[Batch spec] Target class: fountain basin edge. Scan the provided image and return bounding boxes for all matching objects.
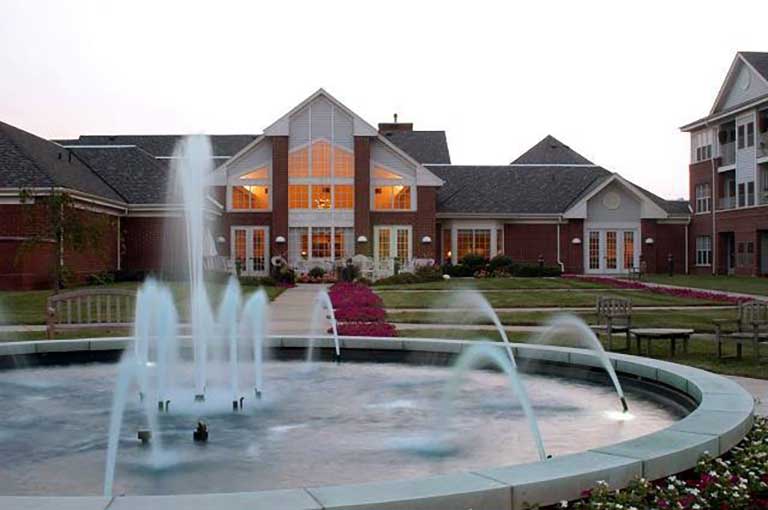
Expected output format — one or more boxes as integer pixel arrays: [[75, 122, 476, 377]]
[[0, 336, 755, 510]]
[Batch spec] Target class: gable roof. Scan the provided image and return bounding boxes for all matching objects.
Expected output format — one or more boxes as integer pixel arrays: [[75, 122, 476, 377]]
[[0, 121, 124, 202], [68, 146, 170, 204], [510, 135, 594, 165], [382, 131, 451, 164], [739, 52, 768, 84], [59, 134, 258, 158]]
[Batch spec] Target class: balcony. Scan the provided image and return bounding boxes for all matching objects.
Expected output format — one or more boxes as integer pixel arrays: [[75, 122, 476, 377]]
[[759, 131, 768, 160], [719, 142, 736, 167], [718, 196, 736, 210]]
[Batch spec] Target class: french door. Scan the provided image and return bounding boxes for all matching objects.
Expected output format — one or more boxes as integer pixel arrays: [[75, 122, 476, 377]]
[[586, 229, 638, 274], [373, 226, 412, 263], [231, 226, 269, 276]]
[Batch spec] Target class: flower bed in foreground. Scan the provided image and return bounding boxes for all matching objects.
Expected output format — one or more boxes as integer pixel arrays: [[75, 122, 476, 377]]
[[570, 416, 767, 509], [328, 282, 397, 337]]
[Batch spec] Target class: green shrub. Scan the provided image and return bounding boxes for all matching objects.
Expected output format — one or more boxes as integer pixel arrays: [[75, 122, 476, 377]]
[[413, 265, 443, 281], [240, 276, 277, 287], [460, 253, 487, 273], [443, 263, 474, 277], [512, 264, 562, 277], [374, 272, 420, 286], [488, 255, 514, 273], [374, 264, 444, 286], [308, 266, 326, 278]]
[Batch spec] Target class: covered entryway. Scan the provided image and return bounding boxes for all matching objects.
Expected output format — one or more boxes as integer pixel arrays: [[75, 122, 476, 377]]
[[585, 228, 639, 274], [231, 226, 269, 276]]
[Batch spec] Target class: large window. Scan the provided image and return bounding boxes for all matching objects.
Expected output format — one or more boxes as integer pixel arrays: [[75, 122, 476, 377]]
[[456, 229, 491, 259], [288, 185, 309, 209], [623, 231, 635, 270], [311, 185, 332, 209], [589, 231, 600, 270], [443, 228, 452, 262], [289, 184, 353, 209], [334, 184, 354, 209], [288, 140, 354, 179], [287, 226, 353, 263], [229, 165, 270, 211], [691, 130, 712, 163], [373, 185, 411, 210], [695, 183, 711, 213], [696, 236, 712, 266]]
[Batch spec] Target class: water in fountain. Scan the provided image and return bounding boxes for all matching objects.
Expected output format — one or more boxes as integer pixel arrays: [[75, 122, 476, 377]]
[[532, 314, 629, 413], [242, 288, 268, 397], [305, 289, 340, 364], [217, 277, 242, 402]]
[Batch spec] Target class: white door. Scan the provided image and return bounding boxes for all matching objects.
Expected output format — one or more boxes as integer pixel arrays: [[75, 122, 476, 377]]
[[374, 226, 412, 265], [231, 226, 269, 276], [585, 229, 638, 274]]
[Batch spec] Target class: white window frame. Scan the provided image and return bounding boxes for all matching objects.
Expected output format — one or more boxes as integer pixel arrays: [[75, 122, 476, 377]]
[[373, 225, 413, 262], [230, 226, 270, 276], [691, 129, 713, 163], [227, 164, 272, 212], [695, 183, 711, 213], [370, 161, 416, 212], [696, 236, 712, 267]]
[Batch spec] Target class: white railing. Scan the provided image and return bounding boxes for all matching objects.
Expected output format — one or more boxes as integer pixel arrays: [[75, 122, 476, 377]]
[[719, 142, 736, 166]]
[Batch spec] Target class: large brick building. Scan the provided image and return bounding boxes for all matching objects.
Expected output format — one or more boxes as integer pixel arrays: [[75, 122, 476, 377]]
[[682, 51, 768, 277], [0, 89, 692, 289]]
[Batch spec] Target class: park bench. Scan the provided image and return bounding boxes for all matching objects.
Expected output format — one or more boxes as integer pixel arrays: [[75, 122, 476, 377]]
[[713, 300, 768, 361], [592, 296, 632, 351], [46, 288, 137, 339]]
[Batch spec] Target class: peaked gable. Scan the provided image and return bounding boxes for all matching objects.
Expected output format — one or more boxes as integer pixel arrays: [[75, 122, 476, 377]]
[[711, 53, 768, 114]]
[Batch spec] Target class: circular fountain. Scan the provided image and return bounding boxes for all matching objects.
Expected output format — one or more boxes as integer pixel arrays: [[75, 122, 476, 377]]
[[0, 136, 754, 510]]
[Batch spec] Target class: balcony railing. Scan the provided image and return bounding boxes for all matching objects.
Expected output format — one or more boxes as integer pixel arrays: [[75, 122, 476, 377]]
[[758, 131, 768, 159], [718, 196, 736, 210], [719, 142, 736, 166]]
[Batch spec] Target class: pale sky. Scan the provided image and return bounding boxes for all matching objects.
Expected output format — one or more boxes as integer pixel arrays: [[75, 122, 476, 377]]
[[1, 0, 766, 200]]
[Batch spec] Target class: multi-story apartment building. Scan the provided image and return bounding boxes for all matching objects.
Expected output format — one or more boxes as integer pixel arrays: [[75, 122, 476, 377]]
[[682, 51, 768, 276]]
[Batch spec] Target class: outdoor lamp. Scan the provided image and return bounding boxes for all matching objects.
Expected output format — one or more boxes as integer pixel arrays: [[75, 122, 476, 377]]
[[357, 235, 368, 243], [421, 236, 432, 244], [216, 236, 226, 244], [275, 235, 286, 243], [571, 237, 582, 245], [645, 238, 655, 245]]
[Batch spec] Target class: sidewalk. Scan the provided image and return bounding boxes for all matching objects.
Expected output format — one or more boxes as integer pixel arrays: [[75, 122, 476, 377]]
[[268, 284, 330, 336]]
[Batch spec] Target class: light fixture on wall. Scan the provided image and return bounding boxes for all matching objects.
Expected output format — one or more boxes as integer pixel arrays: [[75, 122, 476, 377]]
[[357, 235, 368, 243], [421, 236, 432, 244], [216, 236, 226, 244], [645, 238, 655, 245], [275, 236, 286, 243], [571, 237, 582, 245]]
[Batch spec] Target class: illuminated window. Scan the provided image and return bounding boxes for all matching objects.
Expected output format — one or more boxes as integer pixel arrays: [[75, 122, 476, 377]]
[[312, 185, 332, 209], [334, 147, 354, 177], [288, 147, 309, 177], [252, 229, 266, 272], [334, 184, 354, 209], [396, 229, 409, 261], [288, 227, 309, 263], [623, 231, 635, 269], [373, 186, 411, 210], [312, 227, 331, 258], [443, 228, 452, 262], [377, 228, 390, 260], [232, 185, 269, 210], [239, 167, 268, 180], [234, 229, 246, 267], [606, 231, 617, 269], [589, 231, 600, 270], [288, 184, 309, 209], [334, 228, 353, 260], [373, 167, 403, 180], [456, 229, 490, 259], [311, 140, 331, 177]]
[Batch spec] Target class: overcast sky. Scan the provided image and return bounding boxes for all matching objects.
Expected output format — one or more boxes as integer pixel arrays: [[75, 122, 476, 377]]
[[1, 0, 766, 199]]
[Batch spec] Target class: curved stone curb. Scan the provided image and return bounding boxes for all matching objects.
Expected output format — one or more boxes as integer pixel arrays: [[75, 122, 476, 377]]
[[0, 336, 755, 510]]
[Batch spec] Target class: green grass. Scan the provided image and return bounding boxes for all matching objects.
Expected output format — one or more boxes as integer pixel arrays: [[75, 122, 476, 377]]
[[396, 327, 768, 379], [387, 308, 739, 333], [375, 277, 609, 291], [0, 327, 130, 342], [0, 281, 285, 325], [642, 274, 768, 296], [379, 289, 722, 309]]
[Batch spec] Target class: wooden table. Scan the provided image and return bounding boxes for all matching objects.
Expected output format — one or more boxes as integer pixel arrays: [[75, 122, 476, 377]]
[[630, 328, 695, 357]]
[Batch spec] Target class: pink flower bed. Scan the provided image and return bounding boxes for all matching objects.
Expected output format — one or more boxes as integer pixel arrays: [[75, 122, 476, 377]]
[[328, 282, 396, 337], [565, 275, 751, 304]]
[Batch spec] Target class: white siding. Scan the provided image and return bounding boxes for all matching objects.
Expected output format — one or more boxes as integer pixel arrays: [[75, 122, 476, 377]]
[[736, 113, 756, 186], [371, 140, 417, 179], [310, 96, 333, 141], [289, 107, 310, 150], [227, 138, 272, 175], [586, 183, 641, 223], [719, 63, 768, 112], [334, 108, 354, 150]]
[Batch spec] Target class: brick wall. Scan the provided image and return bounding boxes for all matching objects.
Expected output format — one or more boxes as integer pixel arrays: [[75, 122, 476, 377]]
[[504, 223, 559, 266], [354, 136, 372, 255], [688, 160, 715, 275], [716, 207, 768, 276], [271, 136, 289, 258], [559, 220, 584, 273]]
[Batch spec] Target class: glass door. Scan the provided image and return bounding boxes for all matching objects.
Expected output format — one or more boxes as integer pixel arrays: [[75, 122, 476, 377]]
[[586, 229, 638, 273], [374, 226, 412, 264], [231, 226, 269, 275]]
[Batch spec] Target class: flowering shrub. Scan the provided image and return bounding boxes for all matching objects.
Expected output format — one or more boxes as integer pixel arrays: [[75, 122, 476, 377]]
[[335, 321, 397, 337], [296, 272, 337, 284], [328, 282, 395, 337], [333, 305, 386, 322], [565, 275, 751, 304], [569, 416, 768, 510]]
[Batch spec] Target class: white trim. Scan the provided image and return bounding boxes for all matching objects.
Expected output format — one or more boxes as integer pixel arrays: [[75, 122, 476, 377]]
[[230, 225, 270, 276], [373, 225, 413, 263], [682, 94, 768, 131], [710, 53, 768, 116], [562, 173, 669, 220], [59, 145, 137, 149], [508, 164, 600, 168]]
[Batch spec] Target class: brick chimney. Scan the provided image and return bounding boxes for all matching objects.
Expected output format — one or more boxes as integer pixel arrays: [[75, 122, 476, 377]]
[[378, 113, 413, 134]]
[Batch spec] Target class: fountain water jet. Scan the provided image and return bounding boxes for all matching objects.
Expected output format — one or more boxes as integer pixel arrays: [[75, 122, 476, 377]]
[[217, 277, 243, 402], [242, 288, 268, 398], [306, 289, 340, 364]]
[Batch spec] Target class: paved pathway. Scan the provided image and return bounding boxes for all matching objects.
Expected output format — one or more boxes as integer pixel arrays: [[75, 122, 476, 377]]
[[728, 376, 767, 416], [268, 284, 330, 336], [0, 325, 46, 333], [375, 288, 645, 293]]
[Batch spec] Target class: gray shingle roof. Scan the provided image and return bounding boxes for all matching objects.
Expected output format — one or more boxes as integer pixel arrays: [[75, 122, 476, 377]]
[[0, 121, 123, 202], [741, 52, 768, 82], [69, 147, 170, 204], [383, 131, 451, 164], [59, 134, 258, 158], [511, 135, 594, 165]]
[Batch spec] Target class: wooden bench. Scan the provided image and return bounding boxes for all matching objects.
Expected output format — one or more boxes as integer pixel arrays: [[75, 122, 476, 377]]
[[593, 296, 632, 351], [46, 288, 137, 339], [714, 301, 768, 361], [630, 328, 694, 357]]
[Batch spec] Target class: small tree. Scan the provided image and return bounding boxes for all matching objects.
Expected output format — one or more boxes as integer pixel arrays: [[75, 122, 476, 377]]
[[16, 189, 111, 290]]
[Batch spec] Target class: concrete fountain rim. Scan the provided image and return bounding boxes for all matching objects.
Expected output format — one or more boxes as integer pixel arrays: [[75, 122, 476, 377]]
[[0, 335, 755, 510]]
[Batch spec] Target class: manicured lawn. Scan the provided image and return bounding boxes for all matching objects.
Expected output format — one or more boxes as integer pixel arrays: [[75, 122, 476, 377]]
[[375, 277, 609, 291], [379, 289, 722, 309], [0, 281, 284, 325], [388, 308, 739, 333], [397, 327, 768, 379], [642, 274, 768, 296], [0, 327, 131, 342]]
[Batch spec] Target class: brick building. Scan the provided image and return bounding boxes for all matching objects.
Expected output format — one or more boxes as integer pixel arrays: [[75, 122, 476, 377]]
[[681, 51, 768, 277], [0, 89, 691, 289]]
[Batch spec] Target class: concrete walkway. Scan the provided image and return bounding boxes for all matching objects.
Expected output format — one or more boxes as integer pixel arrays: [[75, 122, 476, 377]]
[[268, 284, 330, 336], [608, 277, 767, 302]]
